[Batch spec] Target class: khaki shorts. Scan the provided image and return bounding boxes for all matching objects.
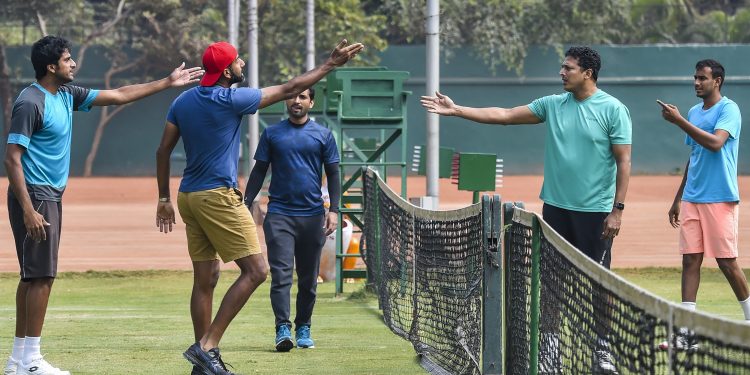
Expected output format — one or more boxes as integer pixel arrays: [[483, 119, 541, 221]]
[[177, 187, 261, 263], [679, 201, 739, 259]]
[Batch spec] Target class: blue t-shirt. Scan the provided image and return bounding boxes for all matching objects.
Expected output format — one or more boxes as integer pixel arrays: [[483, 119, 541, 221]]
[[682, 96, 741, 203], [7, 83, 98, 201], [254, 119, 339, 216], [167, 86, 262, 192]]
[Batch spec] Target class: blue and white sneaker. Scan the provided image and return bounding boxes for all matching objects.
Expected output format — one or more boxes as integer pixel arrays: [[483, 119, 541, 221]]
[[295, 325, 315, 348], [275, 325, 293, 352], [183, 343, 234, 375]]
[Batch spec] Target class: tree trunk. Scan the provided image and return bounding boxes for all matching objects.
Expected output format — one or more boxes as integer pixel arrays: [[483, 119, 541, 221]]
[[0, 44, 13, 139], [83, 104, 128, 176]]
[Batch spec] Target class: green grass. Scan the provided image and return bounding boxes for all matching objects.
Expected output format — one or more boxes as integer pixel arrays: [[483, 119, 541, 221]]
[[616, 267, 750, 321], [0, 271, 424, 375], [0, 267, 745, 374]]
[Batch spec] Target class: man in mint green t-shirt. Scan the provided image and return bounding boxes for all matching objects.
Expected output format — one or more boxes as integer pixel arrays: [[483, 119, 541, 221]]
[[421, 46, 631, 375]]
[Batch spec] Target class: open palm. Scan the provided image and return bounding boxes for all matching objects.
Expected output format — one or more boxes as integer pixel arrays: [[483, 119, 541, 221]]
[[420, 91, 457, 115], [168, 62, 205, 87]]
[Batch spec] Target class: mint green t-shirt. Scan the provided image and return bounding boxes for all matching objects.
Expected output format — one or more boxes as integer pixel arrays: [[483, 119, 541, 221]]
[[528, 90, 632, 212]]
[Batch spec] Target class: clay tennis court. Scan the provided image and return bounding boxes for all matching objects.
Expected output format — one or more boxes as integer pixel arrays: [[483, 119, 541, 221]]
[[0, 175, 747, 273]]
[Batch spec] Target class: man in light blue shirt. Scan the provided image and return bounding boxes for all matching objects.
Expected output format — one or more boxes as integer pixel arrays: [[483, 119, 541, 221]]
[[658, 59, 749, 350], [422, 46, 630, 375], [4, 35, 203, 375]]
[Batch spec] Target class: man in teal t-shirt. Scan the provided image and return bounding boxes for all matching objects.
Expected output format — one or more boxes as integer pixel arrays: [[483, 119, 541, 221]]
[[421, 46, 630, 375], [658, 59, 749, 351]]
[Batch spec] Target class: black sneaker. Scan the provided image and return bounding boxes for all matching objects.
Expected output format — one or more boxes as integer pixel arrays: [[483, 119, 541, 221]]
[[183, 343, 235, 375], [191, 365, 203, 375]]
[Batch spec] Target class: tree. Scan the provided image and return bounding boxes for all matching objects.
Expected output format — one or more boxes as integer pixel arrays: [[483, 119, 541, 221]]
[[366, 0, 750, 73], [253, 0, 387, 86]]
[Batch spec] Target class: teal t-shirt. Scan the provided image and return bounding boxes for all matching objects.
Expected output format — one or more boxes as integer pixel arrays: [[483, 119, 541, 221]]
[[682, 96, 741, 203], [528, 90, 632, 212]]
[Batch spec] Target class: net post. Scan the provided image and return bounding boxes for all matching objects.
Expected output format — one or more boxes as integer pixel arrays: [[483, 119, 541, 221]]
[[528, 215, 542, 375], [482, 194, 502, 374]]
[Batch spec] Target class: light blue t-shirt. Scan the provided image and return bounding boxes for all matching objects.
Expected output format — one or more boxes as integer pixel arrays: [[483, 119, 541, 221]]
[[682, 96, 741, 203], [7, 83, 98, 200], [528, 90, 632, 212], [167, 86, 262, 193]]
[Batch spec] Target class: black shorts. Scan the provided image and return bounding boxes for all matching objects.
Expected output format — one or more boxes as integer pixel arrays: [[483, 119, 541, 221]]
[[542, 203, 613, 269], [8, 193, 62, 280]]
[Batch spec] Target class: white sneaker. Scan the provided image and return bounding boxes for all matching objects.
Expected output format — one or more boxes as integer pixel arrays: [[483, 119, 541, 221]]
[[539, 333, 563, 374], [16, 357, 70, 375], [3, 357, 18, 375], [592, 348, 619, 375], [657, 328, 699, 352]]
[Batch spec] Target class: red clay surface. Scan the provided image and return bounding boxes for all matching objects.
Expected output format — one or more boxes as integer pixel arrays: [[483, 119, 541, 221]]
[[0, 176, 748, 273]]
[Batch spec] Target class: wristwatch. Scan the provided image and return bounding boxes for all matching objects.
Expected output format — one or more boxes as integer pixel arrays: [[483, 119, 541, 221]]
[[158, 197, 170, 203], [613, 202, 625, 211]]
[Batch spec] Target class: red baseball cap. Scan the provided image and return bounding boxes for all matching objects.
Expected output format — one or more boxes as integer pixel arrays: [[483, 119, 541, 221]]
[[200, 42, 238, 86]]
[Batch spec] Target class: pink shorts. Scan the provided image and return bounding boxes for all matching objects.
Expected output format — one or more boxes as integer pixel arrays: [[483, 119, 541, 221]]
[[679, 201, 739, 259]]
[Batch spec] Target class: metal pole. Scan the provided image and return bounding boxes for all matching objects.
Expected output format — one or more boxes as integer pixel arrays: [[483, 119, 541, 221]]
[[425, 0, 440, 206], [305, 0, 315, 71], [228, 0, 238, 47], [247, 0, 259, 176]]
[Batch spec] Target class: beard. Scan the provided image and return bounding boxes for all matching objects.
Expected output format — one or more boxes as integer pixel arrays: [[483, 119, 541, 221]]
[[229, 70, 245, 85]]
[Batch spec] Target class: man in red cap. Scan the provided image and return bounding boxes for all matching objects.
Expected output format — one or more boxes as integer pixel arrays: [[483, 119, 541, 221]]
[[155, 39, 363, 375]]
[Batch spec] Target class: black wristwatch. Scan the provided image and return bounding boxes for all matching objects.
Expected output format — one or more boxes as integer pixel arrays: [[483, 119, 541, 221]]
[[613, 202, 625, 211]]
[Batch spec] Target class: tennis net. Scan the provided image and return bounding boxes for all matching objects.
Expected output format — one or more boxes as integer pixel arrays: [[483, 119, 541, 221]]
[[506, 207, 750, 375], [362, 168, 485, 375]]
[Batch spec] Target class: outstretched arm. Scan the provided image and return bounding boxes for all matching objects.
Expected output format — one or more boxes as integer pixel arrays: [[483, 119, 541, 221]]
[[259, 39, 364, 108], [93, 63, 204, 106], [420, 91, 542, 125], [155, 121, 180, 233]]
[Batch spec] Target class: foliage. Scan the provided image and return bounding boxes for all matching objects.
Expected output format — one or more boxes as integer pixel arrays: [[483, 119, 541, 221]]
[[254, 0, 387, 86], [366, 0, 750, 73]]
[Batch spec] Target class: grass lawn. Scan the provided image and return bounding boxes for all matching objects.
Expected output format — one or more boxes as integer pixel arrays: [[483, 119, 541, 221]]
[[0, 271, 425, 375], [616, 267, 750, 321], [0, 267, 746, 374]]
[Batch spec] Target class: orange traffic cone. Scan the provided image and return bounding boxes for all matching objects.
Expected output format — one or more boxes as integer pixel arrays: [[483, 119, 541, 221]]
[[343, 236, 360, 270]]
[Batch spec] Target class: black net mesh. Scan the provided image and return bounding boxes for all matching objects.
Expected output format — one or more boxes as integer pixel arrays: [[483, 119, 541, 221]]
[[363, 169, 484, 375], [506, 209, 750, 375]]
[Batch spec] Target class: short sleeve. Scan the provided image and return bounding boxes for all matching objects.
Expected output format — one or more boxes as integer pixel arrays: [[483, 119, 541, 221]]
[[7, 99, 41, 148], [527, 95, 553, 122], [63, 85, 98, 112], [715, 101, 741, 139], [254, 129, 271, 162], [323, 130, 340, 164], [608, 104, 632, 145], [166, 100, 179, 126], [232, 87, 262, 115]]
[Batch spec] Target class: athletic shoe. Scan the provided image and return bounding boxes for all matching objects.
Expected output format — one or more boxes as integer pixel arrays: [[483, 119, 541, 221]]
[[190, 365, 202, 375], [3, 357, 18, 375], [16, 357, 70, 375], [183, 343, 234, 375], [658, 329, 699, 352], [538, 332, 562, 374], [275, 325, 293, 352], [295, 325, 315, 349], [592, 348, 619, 375]]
